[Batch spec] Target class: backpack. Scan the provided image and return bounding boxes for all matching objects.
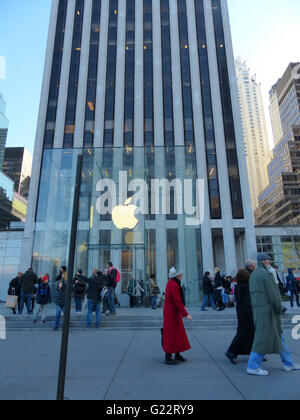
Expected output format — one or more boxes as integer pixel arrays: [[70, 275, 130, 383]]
[[101, 287, 109, 301], [110, 268, 121, 283]]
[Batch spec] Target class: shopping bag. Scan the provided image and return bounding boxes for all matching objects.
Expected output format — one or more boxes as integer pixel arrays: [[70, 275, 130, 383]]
[[5, 295, 18, 309]]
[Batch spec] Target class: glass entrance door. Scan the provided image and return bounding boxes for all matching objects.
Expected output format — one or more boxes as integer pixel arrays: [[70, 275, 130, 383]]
[[87, 243, 146, 306]]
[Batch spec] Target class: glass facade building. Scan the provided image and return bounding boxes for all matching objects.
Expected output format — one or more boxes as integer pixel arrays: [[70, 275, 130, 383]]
[[22, 0, 257, 305], [256, 63, 300, 226]]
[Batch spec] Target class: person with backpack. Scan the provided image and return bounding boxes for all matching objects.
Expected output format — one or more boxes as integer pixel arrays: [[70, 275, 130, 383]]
[[286, 268, 300, 309], [79, 269, 105, 328], [73, 270, 87, 314], [34, 275, 51, 324], [105, 262, 120, 316]]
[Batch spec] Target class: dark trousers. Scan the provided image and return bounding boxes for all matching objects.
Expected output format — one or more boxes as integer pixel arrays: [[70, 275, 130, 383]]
[[290, 287, 300, 308], [11, 296, 21, 314], [87, 299, 101, 328], [19, 291, 33, 315], [75, 297, 83, 312]]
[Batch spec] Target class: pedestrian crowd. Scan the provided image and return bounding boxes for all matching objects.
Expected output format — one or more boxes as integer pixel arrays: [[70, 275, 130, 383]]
[[126, 274, 164, 309], [6, 254, 300, 376], [6, 262, 122, 329], [162, 254, 300, 377]]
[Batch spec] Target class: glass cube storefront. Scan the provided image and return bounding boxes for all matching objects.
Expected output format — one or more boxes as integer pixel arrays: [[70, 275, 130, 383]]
[[32, 147, 203, 306]]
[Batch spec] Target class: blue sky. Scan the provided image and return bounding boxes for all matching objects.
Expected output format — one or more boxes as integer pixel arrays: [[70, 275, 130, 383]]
[[0, 0, 299, 154]]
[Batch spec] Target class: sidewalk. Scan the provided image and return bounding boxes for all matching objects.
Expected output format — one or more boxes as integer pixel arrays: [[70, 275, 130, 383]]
[[0, 327, 299, 400]]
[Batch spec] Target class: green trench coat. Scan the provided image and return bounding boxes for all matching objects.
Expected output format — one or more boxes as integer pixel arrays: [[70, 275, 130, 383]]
[[249, 262, 283, 355]]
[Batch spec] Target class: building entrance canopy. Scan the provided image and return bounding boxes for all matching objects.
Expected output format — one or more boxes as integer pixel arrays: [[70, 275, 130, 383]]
[[33, 147, 203, 305]]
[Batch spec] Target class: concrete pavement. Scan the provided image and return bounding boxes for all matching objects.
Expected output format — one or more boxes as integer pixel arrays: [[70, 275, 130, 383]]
[[0, 327, 299, 400]]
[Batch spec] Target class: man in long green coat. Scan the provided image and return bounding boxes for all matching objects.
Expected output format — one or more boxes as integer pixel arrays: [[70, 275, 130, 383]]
[[247, 253, 300, 376]]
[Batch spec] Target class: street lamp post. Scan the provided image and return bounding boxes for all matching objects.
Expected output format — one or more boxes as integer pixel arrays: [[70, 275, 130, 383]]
[[56, 154, 83, 401]]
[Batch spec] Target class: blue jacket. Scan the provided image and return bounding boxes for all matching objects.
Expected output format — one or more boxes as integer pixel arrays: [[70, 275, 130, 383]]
[[286, 269, 297, 291], [36, 283, 51, 305]]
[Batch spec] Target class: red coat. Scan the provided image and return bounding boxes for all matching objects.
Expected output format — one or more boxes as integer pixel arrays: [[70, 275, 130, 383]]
[[163, 278, 191, 354]]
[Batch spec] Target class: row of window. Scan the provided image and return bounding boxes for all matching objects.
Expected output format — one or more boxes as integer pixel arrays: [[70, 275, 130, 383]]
[[211, 0, 244, 219], [43, 0, 68, 148], [63, 0, 85, 148], [83, 0, 102, 148], [43, 0, 243, 220]]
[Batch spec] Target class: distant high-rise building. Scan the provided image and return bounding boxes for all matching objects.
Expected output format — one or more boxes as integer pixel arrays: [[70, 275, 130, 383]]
[[269, 85, 284, 146], [255, 63, 300, 226], [2, 147, 33, 199], [0, 93, 9, 170], [235, 57, 271, 211]]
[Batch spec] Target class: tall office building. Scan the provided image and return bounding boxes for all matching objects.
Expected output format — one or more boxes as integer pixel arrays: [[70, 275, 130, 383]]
[[269, 85, 284, 146], [256, 63, 300, 225], [22, 0, 256, 304], [235, 57, 271, 211], [0, 93, 9, 170]]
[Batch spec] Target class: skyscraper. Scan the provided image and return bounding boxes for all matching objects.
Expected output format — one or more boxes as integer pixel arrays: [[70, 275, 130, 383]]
[[22, 0, 256, 303], [0, 92, 9, 170], [235, 57, 271, 211], [255, 63, 300, 226], [269, 85, 284, 147]]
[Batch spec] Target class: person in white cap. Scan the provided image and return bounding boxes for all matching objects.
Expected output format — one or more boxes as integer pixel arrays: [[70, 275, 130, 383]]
[[162, 267, 192, 365]]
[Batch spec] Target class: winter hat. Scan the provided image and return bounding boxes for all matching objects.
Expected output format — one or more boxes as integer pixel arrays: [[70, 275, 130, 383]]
[[42, 275, 49, 283], [257, 253, 272, 262], [169, 267, 183, 279]]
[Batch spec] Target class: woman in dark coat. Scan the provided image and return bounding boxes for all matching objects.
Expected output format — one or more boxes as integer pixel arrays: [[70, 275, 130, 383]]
[[225, 269, 255, 364], [163, 267, 192, 365], [8, 273, 23, 314]]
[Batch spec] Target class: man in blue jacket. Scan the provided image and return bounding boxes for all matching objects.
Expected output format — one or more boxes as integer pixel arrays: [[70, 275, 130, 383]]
[[286, 268, 300, 309]]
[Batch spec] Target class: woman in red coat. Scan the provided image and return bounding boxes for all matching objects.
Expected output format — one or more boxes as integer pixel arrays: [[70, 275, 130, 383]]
[[163, 267, 192, 365]]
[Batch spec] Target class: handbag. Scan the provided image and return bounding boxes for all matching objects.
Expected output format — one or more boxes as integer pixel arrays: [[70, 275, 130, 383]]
[[6, 295, 18, 309], [152, 286, 161, 295]]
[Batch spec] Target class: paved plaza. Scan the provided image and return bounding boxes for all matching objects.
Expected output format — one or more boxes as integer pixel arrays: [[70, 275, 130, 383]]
[[0, 318, 300, 400]]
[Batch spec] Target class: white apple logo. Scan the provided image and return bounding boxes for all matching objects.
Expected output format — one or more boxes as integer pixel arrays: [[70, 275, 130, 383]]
[[112, 198, 139, 230]]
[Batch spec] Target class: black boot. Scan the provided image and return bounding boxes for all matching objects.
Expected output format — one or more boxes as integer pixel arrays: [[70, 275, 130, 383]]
[[225, 351, 237, 365], [174, 353, 187, 363], [164, 354, 178, 365]]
